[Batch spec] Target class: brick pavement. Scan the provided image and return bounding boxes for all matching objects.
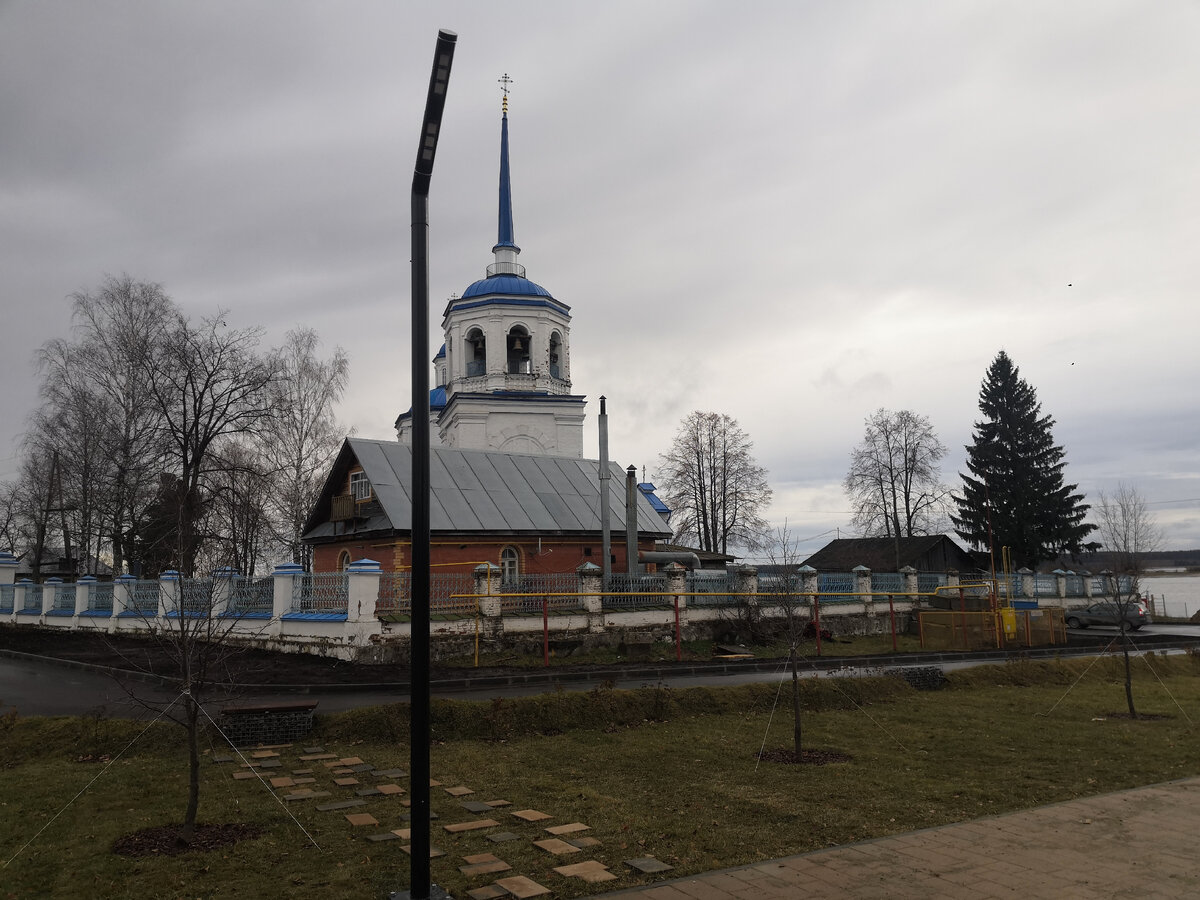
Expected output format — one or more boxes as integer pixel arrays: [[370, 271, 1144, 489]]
[[592, 777, 1200, 899]]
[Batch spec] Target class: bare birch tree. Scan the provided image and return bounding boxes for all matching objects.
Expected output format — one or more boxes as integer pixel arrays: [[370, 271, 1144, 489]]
[[260, 328, 349, 568], [657, 411, 772, 554], [844, 409, 949, 548], [1095, 483, 1162, 718]]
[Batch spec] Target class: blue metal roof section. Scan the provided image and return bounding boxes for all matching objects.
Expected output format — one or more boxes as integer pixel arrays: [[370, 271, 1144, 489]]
[[493, 109, 519, 253], [434, 343, 446, 360], [430, 386, 447, 410], [460, 274, 554, 300], [639, 483, 671, 517]]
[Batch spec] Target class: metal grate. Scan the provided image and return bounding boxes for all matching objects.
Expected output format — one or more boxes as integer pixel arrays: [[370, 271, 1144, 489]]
[[293, 573, 348, 613], [502, 572, 582, 614], [0, 584, 13, 613], [818, 573, 854, 594], [871, 573, 903, 593], [53, 583, 75, 610], [1034, 574, 1058, 598], [918, 573, 947, 594], [129, 580, 160, 615], [21, 584, 43, 612], [603, 574, 670, 609], [229, 576, 273, 614], [685, 572, 734, 607], [1065, 574, 1085, 597], [378, 572, 477, 615], [88, 583, 114, 612]]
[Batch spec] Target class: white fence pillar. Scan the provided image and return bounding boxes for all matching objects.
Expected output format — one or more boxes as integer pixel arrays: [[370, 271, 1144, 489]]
[[211, 567, 236, 618], [272, 563, 303, 637], [475, 563, 504, 636], [853, 565, 873, 614], [42, 577, 59, 615], [159, 570, 180, 620], [900, 565, 918, 599], [577, 562, 604, 633], [75, 576, 94, 616]]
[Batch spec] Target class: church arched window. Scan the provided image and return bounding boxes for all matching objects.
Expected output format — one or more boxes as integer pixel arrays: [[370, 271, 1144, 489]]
[[465, 328, 486, 377], [500, 546, 520, 584], [549, 331, 563, 380], [507, 327, 531, 375]]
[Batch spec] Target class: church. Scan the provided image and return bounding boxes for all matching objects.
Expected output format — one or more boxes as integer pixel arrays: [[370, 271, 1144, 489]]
[[303, 87, 671, 578], [394, 89, 586, 456]]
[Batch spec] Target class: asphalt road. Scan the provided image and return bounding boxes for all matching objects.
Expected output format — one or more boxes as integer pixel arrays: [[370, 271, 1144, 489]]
[[4, 622, 1198, 720]]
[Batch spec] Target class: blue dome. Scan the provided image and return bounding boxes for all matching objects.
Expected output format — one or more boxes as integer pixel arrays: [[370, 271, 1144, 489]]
[[430, 386, 447, 410], [461, 274, 553, 299]]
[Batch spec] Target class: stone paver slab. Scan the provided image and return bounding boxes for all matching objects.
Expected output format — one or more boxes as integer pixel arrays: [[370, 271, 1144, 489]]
[[511, 809, 552, 822], [376, 783, 405, 795], [626, 857, 674, 874], [553, 859, 617, 883], [269, 776, 295, 788], [460, 800, 494, 813], [484, 799, 511, 808], [391, 828, 412, 840], [292, 777, 316, 785], [459, 859, 512, 877], [258, 760, 283, 769], [429, 778, 442, 786], [292, 768, 313, 775], [465, 887, 508, 900], [283, 790, 331, 802], [250, 750, 280, 758], [334, 777, 360, 786], [302, 746, 324, 753], [444, 819, 500, 833], [445, 785, 475, 797], [316, 799, 367, 812], [373, 768, 407, 778], [356, 787, 382, 797], [545, 822, 589, 836], [533, 838, 582, 856], [345, 812, 379, 827], [568, 836, 602, 849], [232, 771, 258, 780], [366, 832, 399, 842], [300, 753, 338, 761], [211, 754, 234, 763], [338, 756, 365, 766], [493, 875, 551, 898]]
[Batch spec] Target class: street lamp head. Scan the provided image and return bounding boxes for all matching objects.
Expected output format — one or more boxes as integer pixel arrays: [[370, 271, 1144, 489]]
[[412, 29, 458, 195]]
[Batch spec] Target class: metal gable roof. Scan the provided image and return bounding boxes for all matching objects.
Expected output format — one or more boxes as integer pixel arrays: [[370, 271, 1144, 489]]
[[304, 438, 672, 540]]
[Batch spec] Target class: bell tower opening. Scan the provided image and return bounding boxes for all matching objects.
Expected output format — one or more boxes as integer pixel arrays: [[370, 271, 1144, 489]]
[[507, 326, 531, 374]]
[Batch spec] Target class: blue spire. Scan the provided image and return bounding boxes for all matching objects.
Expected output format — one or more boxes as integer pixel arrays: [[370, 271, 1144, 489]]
[[493, 99, 520, 253]]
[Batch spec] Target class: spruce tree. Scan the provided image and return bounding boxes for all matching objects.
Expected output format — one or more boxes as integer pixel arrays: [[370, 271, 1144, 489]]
[[952, 351, 1097, 569]]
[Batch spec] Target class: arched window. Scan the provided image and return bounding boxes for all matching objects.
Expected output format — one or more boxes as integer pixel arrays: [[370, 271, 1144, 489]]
[[549, 331, 563, 380], [506, 327, 531, 374], [337, 550, 351, 572], [500, 546, 520, 584], [465, 328, 486, 377]]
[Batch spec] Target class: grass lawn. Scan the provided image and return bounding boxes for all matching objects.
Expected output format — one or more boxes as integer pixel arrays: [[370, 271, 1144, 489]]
[[1, 653, 1197, 898]]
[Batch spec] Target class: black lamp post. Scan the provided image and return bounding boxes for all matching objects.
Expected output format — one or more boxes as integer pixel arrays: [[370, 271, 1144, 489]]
[[406, 27, 455, 900]]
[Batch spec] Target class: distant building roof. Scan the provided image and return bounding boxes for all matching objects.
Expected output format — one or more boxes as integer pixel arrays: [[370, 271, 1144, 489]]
[[801, 535, 979, 573], [303, 438, 674, 543]]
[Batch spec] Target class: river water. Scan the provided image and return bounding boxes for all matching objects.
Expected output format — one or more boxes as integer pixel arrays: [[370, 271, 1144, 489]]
[[1140, 574, 1200, 619]]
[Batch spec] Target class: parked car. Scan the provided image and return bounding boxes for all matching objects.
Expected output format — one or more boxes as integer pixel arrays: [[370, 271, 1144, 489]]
[[1065, 601, 1148, 631]]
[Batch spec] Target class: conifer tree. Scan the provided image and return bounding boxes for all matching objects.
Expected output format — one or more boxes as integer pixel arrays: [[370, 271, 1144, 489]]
[[952, 351, 1097, 569]]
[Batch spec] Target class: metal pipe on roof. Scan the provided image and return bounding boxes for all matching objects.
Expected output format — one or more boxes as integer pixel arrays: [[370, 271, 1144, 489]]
[[599, 396, 611, 582], [640, 550, 703, 570], [625, 464, 638, 577]]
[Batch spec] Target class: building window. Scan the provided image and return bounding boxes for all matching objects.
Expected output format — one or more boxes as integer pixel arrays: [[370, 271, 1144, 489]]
[[500, 546, 520, 583], [350, 471, 372, 501], [337, 550, 351, 572], [466, 328, 486, 377], [506, 327, 531, 374]]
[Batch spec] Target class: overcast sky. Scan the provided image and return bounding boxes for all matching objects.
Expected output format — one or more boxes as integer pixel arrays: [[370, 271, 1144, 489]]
[[3, 1, 1199, 555]]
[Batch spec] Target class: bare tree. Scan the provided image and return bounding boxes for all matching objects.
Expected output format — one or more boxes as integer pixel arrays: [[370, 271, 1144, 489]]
[[1095, 483, 1162, 718], [261, 328, 349, 568], [142, 313, 281, 576], [761, 524, 807, 759], [844, 409, 949, 552], [37, 276, 174, 573], [657, 411, 772, 554]]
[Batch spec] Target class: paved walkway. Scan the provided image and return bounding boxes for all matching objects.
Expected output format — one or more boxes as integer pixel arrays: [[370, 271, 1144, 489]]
[[592, 777, 1200, 899]]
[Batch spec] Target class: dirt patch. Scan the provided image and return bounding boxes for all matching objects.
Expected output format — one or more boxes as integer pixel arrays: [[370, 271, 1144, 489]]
[[112, 822, 264, 857], [756, 747, 853, 765]]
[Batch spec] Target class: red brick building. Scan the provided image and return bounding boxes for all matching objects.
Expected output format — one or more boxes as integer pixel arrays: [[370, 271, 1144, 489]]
[[302, 438, 672, 577]]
